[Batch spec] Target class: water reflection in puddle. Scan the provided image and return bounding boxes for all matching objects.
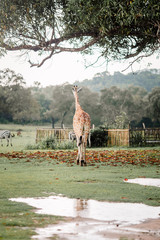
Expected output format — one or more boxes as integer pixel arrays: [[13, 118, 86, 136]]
[[10, 178, 160, 240], [10, 196, 160, 225], [32, 219, 133, 240], [10, 196, 160, 240], [31, 219, 120, 240]]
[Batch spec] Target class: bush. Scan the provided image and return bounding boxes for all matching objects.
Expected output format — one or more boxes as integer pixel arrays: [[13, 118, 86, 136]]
[[41, 137, 57, 149], [26, 136, 74, 150], [56, 140, 74, 150], [91, 127, 108, 147], [130, 132, 143, 147]]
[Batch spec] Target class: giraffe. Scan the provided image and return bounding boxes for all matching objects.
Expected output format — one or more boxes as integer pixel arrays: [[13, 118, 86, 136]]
[[72, 85, 91, 166]]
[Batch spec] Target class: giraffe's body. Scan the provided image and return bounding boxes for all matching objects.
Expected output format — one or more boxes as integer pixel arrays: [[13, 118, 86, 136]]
[[72, 86, 91, 166]]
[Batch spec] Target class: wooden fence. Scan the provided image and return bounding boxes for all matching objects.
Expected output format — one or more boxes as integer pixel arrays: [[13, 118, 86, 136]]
[[129, 128, 160, 146], [107, 128, 160, 146], [36, 128, 160, 147], [36, 128, 73, 143], [107, 129, 129, 147]]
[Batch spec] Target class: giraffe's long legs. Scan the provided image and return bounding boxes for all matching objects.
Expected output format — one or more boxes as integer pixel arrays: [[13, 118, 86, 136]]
[[80, 144, 83, 166], [76, 135, 88, 166], [77, 145, 81, 165], [83, 143, 87, 166], [80, 139, 87, 166], [76, 136, 79, 164], [81, 142, 87, 166]]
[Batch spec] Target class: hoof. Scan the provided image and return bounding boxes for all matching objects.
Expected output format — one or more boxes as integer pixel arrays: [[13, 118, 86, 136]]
[[81, 160, 87, 166], [80, 160, 84, 166]]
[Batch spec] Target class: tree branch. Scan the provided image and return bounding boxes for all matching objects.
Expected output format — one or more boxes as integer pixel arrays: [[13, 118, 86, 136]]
[[56, 37, 99, 53], [28, 37, 99, 67], [29, 48, 55, 67], [122, 48, 159, 73]]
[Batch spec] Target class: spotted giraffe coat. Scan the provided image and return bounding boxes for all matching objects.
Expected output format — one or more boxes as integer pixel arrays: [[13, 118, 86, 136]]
[[73, 92, 91, 145]]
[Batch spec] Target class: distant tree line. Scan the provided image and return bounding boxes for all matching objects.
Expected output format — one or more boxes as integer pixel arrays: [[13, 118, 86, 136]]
[[0, 69, 40, 124], [0, 68, 160, 128], [74, 69, 160, 92]]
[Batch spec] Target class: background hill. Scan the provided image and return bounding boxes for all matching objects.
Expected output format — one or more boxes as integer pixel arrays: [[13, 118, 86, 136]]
[[74, 69, 160, 92], [0, 68, 160, 128]]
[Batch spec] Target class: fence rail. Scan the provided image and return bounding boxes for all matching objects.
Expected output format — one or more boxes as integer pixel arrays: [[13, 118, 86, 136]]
[[129, 128, 160, 146], [36, 128, 73, 143], [107, 129, 129, 147], [36, 128, 160, 147]]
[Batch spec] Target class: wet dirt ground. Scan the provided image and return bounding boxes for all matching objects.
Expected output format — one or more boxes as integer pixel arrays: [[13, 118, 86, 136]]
[[31, 218, 160, 240], [10, 178, 160, 240]]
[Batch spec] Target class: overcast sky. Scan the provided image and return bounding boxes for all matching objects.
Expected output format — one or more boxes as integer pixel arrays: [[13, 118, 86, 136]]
[[0, 51, 159, 87]]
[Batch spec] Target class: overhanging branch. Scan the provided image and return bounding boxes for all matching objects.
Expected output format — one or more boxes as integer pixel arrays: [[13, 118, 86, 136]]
[[122, 46, 160, 73], [28, 37, 100, 67]]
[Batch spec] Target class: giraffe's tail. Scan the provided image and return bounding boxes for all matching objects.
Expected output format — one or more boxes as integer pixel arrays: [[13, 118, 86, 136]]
[[78, 136, 82, 146]]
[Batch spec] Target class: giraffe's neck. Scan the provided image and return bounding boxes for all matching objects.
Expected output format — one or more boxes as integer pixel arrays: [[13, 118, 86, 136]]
[[75, 93, 82, 111]]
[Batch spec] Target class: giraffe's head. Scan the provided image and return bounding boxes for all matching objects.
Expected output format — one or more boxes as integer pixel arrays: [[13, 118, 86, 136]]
[[72, 85, 82, 96]]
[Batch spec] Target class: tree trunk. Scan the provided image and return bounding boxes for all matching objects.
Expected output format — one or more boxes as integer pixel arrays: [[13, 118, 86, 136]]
[[61, 111, 67, 128], [51, 117, 55, 129]]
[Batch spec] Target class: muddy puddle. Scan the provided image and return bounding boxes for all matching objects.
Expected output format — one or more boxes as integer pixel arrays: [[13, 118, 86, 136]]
[[10, 196, 160, 225], [10, 178, 160, 240]]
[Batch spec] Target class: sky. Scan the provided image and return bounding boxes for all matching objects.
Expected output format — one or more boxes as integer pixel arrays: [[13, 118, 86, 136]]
[[0, 50, 159, 87]]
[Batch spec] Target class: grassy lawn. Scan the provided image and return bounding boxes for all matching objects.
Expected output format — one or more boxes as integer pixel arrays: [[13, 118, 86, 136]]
[[0, 124, 160, 239], [0, 123, 51, 152]]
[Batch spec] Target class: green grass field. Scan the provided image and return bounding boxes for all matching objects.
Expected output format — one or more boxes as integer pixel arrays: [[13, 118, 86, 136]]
[[0, 123, 50, 152], [0, 123, 160, 239]]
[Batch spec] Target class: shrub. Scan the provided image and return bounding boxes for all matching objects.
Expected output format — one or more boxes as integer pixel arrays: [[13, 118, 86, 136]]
[[26, 136, 74, 150], [55, 139, 74, 150], [91, 127, 108, 147], [41, 136, 57, 149]]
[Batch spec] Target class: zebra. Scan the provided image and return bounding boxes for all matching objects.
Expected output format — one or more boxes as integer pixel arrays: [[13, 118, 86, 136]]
[[68, 131, 91, 147], [0, 130, 13, 146], [68, 131, 76, 142]]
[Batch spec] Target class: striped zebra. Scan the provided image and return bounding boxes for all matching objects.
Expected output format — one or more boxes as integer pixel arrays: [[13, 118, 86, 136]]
[[0, 130, 13, 146], [68, 131, 91, 147]]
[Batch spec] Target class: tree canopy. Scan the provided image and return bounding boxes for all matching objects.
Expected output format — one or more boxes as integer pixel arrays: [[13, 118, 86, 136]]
[[0, 0, 160, 67], [0, 69, 40, 123]]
